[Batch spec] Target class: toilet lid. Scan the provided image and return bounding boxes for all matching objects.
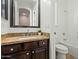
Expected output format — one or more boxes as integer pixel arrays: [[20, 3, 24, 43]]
[[56, 44, 68, 51]]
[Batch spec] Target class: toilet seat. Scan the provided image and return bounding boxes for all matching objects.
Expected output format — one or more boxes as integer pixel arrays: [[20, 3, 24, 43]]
[[56, 44, 68, 54]]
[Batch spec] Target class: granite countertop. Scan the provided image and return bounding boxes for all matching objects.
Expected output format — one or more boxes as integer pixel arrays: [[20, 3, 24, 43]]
[[1, 35, 50, 46]]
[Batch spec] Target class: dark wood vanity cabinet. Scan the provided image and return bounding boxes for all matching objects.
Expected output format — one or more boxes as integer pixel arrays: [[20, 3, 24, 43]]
[[1, 39, 49, 59], [32, 47, 48, 59]]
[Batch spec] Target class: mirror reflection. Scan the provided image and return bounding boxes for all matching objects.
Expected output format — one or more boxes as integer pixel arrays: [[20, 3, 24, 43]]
[[11, 0, 40, 27]]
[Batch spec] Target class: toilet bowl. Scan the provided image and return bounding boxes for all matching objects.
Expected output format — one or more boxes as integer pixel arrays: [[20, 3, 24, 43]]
[[56, 44, 68, 59]]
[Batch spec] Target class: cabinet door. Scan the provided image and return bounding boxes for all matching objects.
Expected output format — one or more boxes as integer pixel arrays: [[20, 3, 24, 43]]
[[2, 51, 31, 59], [18, 51, 31, 59], [32, 48, 49, 59]]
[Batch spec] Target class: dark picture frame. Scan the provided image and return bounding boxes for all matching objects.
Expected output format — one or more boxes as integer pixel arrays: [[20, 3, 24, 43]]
[[1, 0, 8, 20], [10, 0, 40, 28]]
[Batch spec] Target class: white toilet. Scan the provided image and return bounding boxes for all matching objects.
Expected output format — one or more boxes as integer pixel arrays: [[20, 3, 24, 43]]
[[56, 44, 68, 59]]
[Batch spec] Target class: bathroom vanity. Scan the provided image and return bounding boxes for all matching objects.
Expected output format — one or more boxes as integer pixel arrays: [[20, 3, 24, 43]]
[[1, 32, 49, 59]]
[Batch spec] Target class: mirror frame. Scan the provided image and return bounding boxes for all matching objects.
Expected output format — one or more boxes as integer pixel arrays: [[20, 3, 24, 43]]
[[10, 0, 40, 28], [1, 0, 8, 20]]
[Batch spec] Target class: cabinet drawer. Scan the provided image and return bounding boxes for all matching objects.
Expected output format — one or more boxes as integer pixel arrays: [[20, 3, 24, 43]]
[[1, 44, 22, 54], [24, 41, 38, 50], [39, 40, 48, 47], [1, 54, 17, 59]]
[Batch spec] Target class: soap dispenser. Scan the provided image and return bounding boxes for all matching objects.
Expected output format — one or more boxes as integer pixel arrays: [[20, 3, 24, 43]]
[[38, 30, 42, 35]]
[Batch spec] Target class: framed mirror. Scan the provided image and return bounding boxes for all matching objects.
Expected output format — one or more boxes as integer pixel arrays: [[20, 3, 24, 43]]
[[10, 0, 40, 28]]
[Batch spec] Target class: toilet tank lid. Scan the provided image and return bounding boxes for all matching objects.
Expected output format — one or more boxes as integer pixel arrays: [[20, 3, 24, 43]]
[[56, 44, 68, 51]]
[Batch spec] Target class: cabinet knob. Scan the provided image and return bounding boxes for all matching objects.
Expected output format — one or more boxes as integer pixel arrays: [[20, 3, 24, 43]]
[[43, 42, 45, 44], [10, 48, 14, 51], [26, 52, 29, 55], [32, 51, 35, 54]]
